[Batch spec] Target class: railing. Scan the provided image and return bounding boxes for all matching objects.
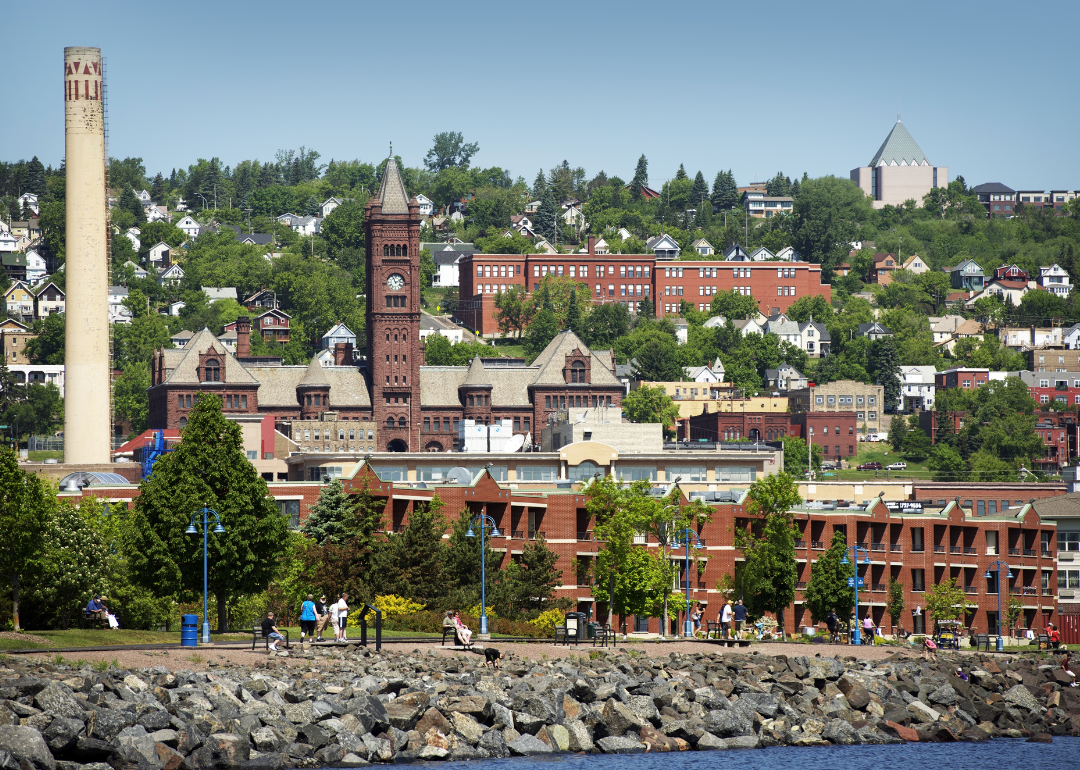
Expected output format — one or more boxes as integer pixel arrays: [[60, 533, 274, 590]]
[[872, 583, 886, 592], [794, 539, 806, 548], [964, 585, 978, 594], [577, 531, 592, 541], [796, 581, 807, 589], [511, 530, 524, 539], [950, 546, 962, 554], [871, 542, 885, 551], [857, 541, 870, 549], [890, 544, 902, 552], [1022, 586, 1038, 595], [912, 545, 925, 553], [811, 540, 825, 549], [934, 545, 946, 553], [679, 580, 707, 589], [964, 547, 976, 555], [392, 524, 406, 533], [1023, 548, 1036, 557], [529, 530, 545, 540], [913, 585, 925, 593], [1042, 550, 1053, 558], [1008, 548, 1021, 556], [1043, 588, 1053, 596]]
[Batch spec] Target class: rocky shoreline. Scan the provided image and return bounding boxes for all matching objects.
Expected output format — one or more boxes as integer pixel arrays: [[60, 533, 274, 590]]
[[0, 645, 1077, 770]]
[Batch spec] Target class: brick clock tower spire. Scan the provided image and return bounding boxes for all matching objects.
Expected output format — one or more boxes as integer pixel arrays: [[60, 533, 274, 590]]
[[365, 156, 422, 452]]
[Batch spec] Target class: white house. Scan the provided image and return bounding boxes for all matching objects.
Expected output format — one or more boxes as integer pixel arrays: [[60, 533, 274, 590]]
[[321, 322, 356, 350], [146, 241, 172, 266], [9, 364, 64, 395], [765, 364, 806, 392], [135, 190, 152, 203], [533, 239, 558, 255], [34, 281, 65, 317], [646, 233, 680, 260], [122, 260, 148, 280], [902, 254, 929, 274], [24, 250, 47, 284], [1039, 264, 1072, 297], [723, 244, 750, 261], [684, 358, 725, 382], [749, 247, 776, 261], [158, 264, 185, 287], [124, 231, 140, 251], [176, 216, 201, 240], [899, 365, 937, 411], [930, 315, 965, 345], [776, 246, 800, 262], [108, 285, 131, 324], [277, 213, 320, 236], [171, 329, 194, 348], [319, 197, 347, 218], [145, 205, 169, 223], [414, 193, 434, 217], [1064, 324, 1080, 350], [965, 278, 1034, 308], [203, 287, 238, 302], [428, 243, 476, 288], [17, 192, 38, 214], [167, 301, 186, 316], [0, 232, 19, 253], [999, 326, 1062, 349], [419, 315, 464, 344]]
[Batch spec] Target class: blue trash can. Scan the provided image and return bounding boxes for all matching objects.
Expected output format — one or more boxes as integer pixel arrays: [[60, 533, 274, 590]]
[[180, 614, 199, 647]]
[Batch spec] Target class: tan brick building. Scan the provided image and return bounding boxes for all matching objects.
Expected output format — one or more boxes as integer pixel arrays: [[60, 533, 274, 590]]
[[789, 380, 886, 436]]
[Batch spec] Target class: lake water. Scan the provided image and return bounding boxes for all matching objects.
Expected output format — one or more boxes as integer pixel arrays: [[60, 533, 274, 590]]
[[387, 738, 1079, 769]]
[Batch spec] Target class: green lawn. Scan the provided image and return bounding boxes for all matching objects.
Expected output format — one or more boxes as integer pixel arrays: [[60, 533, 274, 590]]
[[833, 440, 931, 481], [28, 450, 63, 462]]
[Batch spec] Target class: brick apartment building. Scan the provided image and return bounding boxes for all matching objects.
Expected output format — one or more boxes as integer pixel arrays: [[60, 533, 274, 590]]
[[919, 409, 1076, 472], [682, 408, 859, 460], [788, 380, 886, 436], [455, 238, 831, 336], [935, 367, 991, 390]]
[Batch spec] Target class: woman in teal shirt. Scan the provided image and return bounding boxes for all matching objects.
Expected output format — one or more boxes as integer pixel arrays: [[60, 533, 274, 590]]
[[299, 594, 317, 641]]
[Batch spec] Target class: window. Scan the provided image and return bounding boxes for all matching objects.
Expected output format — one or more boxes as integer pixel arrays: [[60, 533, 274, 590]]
[[1063, 570, 1080, 590], [716, 466, 754, 483], [568, 460, 601, 481], [204, 358, 220, 382], [246, 450, 257, 460], [666, 465, 706, 482], [912, 568, 925, 592], [372, 465, 406, 481], [911, 528, 924, 552], [423, 418, 430, 431], [524, 417, 530, 431], [827, 396, 836, 405], [570, 361, 586, 383], [856, 396, 865, 405], [618, 466, 657, 481], [519, 465, 558, 481], [868, 396, 876, 405], [868, 412, 877, 421], [277, 500, 301, 528], [815, 395, 824, 405], [1059, 532, 1080, 551]]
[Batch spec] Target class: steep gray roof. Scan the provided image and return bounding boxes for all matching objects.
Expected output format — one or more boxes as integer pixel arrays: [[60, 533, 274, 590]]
[[378, 157, 410, 214], [419, 366, 468, 405], [530, 330, 622, 387], [299, 356, 330, 387], [161, 328, 258, 386], [868, 119, 929, 167], [461, 356, 492, 387]]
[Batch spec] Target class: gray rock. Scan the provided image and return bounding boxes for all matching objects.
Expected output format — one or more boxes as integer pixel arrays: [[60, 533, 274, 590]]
[[734, 693, 779, 719], [337, 753, 370, 767], [1002, 685, 1042, 712], [491, 704, 514, 730], [564, 719, 593, 752], [0, 750, 18, 770], [705, 709, 752, 738], [599, 699, 644, 736], [929, 684, 958, 706], [822, 719, 858, 745], [907, 701, 941, 724], [806, 658, 845, 682], [315, 744, 346, 766], [512, 711, 544, 736], [34, 683, 86, 722], [416, 744, 448, 760], [448, 713, 484, 746], [478, 729, 508, 758], [0, 726, 56, 770], [88, 710, 136, 742], [596, 735, 646, 754], [107, 744, 153, 770], [695, 731, 726, 751], [249, 727, 282, 754], [360, 734, 391, 762], [43, 717, 84, 752], [507, 733, 553, 755]]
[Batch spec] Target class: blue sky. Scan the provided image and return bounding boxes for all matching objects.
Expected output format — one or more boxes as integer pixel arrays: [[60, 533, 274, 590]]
[[4, 1, 1077, 190]]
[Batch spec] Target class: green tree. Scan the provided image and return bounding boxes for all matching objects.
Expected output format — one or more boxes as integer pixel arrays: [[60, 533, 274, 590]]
[[790, 176, 873, 273], [113, 364, 150, 436], [564, 289, 584, 336], [523, 289, 559, 359], [710, 289, 760, 319], [630, 154, 649, 198], [631, 336, 682, 382], [734, 473, 801, 638], [889, 414, 909, 453], [34, 498, 111, 629], [3, 383, 64, 437], [887, 577, 906, 633], [25, 156, 47, 196], [1005, 595, 1023, 634], [493, 285, 534, 339], [711, 170, 738, 211], [424, 131, 479, 172], [928, 443, 965, 482], [423, 332, 454, 365], [902, 429, 932, 461], [802, 530, 853, 624], [321, 200, 365, 262], [780, 435, 822, 476], [440, 508, 500, 609], [25, 312, 66, 364], [0, 447, 53, 630], [923, 577, 971, 624], [302, 479, 355, 546], [870, 336, 902, 408], [375, 496, 447, 603], [588, 477, 649, 625], [119, 187, 145, 223], [513, 535, 563, 612], [125, 394, 290, 631], [535, 185, 559, 242], [298, 481, 385, 603], [586, 303, 630, 348], [621, 384, 681, 436]]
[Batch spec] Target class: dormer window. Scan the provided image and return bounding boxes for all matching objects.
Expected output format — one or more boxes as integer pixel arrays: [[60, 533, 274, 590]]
[[570, 361, 586, 383], [203, 358, 220, 382]]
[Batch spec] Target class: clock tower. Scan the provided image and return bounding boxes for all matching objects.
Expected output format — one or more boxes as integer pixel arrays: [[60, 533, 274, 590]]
[[365, 155, 422, 452]]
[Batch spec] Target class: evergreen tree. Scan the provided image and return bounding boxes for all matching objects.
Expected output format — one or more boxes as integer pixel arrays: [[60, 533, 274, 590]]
[[125, 394, 290, 631], [299, 480, 385, 602], [535, 186, 559, 242], [376, 496, 447, 604], [870, 336, 902, 410], [514, 534, 562, 612], [691, 171, 708, 208], [524, 304, 559, 359], [630, 154, 649, 198], [711, 170, 739, 210], [632, 337, 682, 381], [441, 507, 500, 607], [532, 169, 546, 200], [802, 530, 854, 625], [565, 288, 584, 336], [34, 499, 110, 629], [305, 196, 320, 217], [150, 173, 166, 202], [639, 293, 655, 320], [257, 162, 276, 189], [674, 164, 688, 181], [302, 479, 354, 545], [119, 187, 145, 223], [25, 156, 46, 197]]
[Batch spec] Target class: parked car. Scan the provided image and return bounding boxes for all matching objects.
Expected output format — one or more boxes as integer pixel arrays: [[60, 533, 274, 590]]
[[856, 462, 882, 471], [886, 461, 907, 470], [821, 462, 837, 471]]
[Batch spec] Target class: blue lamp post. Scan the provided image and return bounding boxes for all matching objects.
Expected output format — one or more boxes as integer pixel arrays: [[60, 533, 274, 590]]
[[185, 507, 225, 644], [985, 560, 1014, 652], [465, 514, 500, 636], [671, 527, 704, 638], [841, 545, 870, 645]]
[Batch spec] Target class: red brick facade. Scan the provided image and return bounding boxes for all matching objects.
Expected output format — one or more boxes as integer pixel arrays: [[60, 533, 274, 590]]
[[457, 246, 830, 336], [683, 410, 858, 458]]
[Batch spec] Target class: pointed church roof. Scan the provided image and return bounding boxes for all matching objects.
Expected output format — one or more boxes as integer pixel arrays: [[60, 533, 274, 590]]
[[868, 119, 930, 167], [377, 156, 410, 214], [299, 355, 330, 387]]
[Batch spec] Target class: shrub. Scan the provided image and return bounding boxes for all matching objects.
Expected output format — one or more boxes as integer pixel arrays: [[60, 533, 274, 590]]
[[374, 595, 426, 615], [534, 608, 566, 633], [467, 605, 498, 622]]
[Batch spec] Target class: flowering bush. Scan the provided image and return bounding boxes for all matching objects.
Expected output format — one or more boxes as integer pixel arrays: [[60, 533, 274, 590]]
[[374, 595, 426, 615], [534, 608, 567, 633], [467, 605, 498, 622]]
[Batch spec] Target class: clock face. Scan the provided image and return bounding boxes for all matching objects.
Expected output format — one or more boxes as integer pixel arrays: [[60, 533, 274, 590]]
[[387, 274, 405, 291]]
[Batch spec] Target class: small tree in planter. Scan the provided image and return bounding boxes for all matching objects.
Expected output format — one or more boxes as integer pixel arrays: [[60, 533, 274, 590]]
[[1005, 595, 1024, 639], [886, 577, 905, 635]]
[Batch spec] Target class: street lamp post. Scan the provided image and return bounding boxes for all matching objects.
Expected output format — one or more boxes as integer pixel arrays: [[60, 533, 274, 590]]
[[465, 514, 500, 636], [672, 527, 704, 638], [985, 560, 1014, 652], [841, 545, 870, 644], [185, 507, 225, 644]]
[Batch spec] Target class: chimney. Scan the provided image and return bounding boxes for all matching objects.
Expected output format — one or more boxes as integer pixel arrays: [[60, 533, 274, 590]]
[[237, 316, 251, 358], [588, 236, 596, 256], [334, 342, 352, 366]]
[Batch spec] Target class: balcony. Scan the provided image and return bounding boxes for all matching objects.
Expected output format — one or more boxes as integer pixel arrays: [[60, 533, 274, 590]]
[[1042, 550, 1053, 558], [1023, 549, 1036, 557], [912, 545, 925, 553], [890, 544, 902, 552], [1008, 548, 1021, 556], [934, 545, 946, 554], [679, 580, 706, 590], [1022, 586, 1038, 596], [511, 530, 524, 539], [1043, 588, 1054, 596], [872, 583, 886, 592], [964, 547, 976, 555], [577, 531, 592, 541], [964, 585, 978, 594], [794, 539, 806, 549], [811, 540, 825, 549], [529, 530, 546, 540], [950, 546, 962, 554], [392, 525, 406, 533], [871, 542, 885, 552]]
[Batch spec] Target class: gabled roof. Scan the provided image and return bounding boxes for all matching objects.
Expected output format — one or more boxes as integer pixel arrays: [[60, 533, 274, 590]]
[[530, 330, 622, 387], [949, 259, 984, 274], [377, 156, 410, 214], [33, 281, 64, 298], [857, 322, 891, 335], [161, 328, 259, 387], [868, 118, 930, 167], [322, 322, 355, 340], [646, 233, 679, 250]]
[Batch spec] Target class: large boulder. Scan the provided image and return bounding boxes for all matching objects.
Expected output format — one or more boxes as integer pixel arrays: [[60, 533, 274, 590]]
[[33, 684, 86, 722], [564, 720, 593, 752], [595, 736, 646, 754], [1002, 684, 1042, 712], [507, 734, 553, 756], [599, 700, 644, 737], [0, 726, 56, 770], [836, 677, 870, 711]]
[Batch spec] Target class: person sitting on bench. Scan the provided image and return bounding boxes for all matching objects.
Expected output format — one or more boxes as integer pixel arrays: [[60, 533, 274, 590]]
[[261, 612, 285, 652], [86, 595, 106, 624], [453, 610, 473, 648]]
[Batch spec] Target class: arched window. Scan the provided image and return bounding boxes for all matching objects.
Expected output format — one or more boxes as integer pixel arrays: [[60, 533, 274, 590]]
[[179, 417, 188, 428], [398, 417, 407, 428], [386, 417, 395, 428], [383, 244, 389, 256], [402, 244, 408, 257], [570, 361, 586, 383], [568, 460, 600, 481], [204, 359, 220, 382]]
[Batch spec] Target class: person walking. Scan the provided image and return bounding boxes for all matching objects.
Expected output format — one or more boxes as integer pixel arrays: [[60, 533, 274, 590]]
[[720, 600, 734, 639], [335, 593, 350, 642], [922, 634, 938, 661], [299, 594, 317, 642], [691, 604, 702, 637], [314, 595, 330, 642], [732, 600, 747, 638], [825, 610, 839, 643], [862, 613, 874, 645]]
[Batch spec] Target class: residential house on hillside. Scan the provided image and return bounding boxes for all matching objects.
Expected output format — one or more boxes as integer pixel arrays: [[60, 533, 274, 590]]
[[145, 206, 169, 223], [930, 315, 965, 345], [277, 213, 319, 236], [135, 190, 152, 203], [1064, 324, 1080, 350], [146, 241, 171, 267], [34, 282, 65, 317], [176, 216, 200, 240], [122, 260, 148, 280], [204, 287, 238, 302], [966, 278, 1033, 308], [684, 358, 725, 383], [776, 246, 800, 261], [999, 326, 1062, 350], [158, 264, 184, 287], [972, 182, 1016, 217], [646, 233, 680, 260], [857, 322, 892, 341], [731, 318, 766, 336], [3, 282, 35, 320], [171, 330, 194, 348], [902, 254, 929, 273], [319, 197, 351, 218], [17, 193, 38, 215], [899, 365, 937, 411], [414, 193, 434, 218], [872, 253, 898, 284], [426, 242, 476, 288], [765, 364, 807, 392], [321, 322, 356, 351], [692, 238, 714, 256], [237, 233, 273, 246], [1039, 264, 1072, 297], [256, 309, 291, 344], [108, 286, 131, 324], [2, 253, 27, 282], [25, 251, 46, 284], [244, 290, 279, 311], [949, 259, 986, 291], [124, 231, 140, 251], [723, 244, 750, 261], [0, 231, 19, 253], [0, 319, 35, 364], [765, 313, 830, 356], [994, 264, 1029, 281]]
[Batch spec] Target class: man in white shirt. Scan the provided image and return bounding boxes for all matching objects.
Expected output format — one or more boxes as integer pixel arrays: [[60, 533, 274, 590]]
[[720, 601, 734, 639]]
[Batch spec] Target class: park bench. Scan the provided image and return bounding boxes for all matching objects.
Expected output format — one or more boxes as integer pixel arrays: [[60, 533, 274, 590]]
[[592, 623, 617, 648], [442, 626, 464, 646], [974, 633, 991, 652], [554, 614, 584, 646], [251, 622, 289, 651], [81, 609, 120, 629], [713, 637, 751, 648]]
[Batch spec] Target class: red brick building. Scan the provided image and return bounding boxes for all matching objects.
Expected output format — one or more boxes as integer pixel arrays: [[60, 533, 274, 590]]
[[935, 367, 990, 390], [918, 409, 1077, 472], [456, 240, 831, 336], [683, 409, 858, 460]]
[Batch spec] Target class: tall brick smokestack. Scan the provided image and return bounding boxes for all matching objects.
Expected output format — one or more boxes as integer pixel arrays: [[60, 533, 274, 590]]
[[236, 316, 251, 358], [63, 47, 110, 463]]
